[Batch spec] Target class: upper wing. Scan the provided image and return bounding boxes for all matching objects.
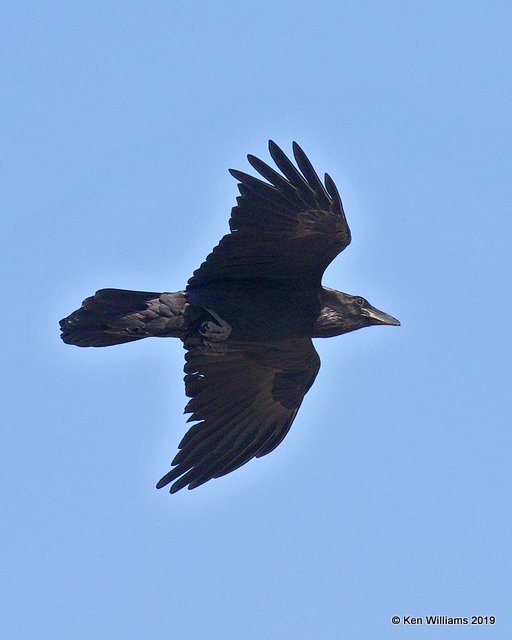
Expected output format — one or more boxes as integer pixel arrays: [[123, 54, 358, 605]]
[[156, 337, 321, 493], [187, 141, 351, 288]]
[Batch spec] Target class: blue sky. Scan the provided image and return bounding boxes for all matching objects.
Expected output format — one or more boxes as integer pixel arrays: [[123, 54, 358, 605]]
[[2, 2, 511, 638]]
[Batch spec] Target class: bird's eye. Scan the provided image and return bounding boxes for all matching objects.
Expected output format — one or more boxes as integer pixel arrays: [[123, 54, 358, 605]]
[[355, 297, 365, 306]]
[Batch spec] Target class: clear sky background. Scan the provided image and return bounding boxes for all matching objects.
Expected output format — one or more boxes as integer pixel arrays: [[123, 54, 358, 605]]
[[2, 2, 511, 638]]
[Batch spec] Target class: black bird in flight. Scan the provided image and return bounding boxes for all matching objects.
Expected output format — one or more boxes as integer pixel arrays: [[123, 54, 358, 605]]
[[60, 141, 399, 493]]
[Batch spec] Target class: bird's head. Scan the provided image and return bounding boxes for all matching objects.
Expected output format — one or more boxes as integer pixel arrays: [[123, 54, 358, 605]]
[[313, 287, 400, 337]]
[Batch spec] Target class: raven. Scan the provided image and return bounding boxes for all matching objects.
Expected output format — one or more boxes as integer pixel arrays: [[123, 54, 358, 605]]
[[60, 141, 399, 493]]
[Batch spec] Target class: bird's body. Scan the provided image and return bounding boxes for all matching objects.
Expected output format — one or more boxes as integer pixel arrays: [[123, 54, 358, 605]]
[[60, 141, 399, 493]]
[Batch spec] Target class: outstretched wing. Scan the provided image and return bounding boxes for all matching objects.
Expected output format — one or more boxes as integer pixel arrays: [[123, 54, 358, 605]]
[[156, 338, 320, 493], [187, 141, 351, 288]]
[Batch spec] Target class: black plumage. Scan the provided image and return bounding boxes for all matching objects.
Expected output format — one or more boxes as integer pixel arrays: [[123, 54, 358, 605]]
[[60, 141, 399, 493]]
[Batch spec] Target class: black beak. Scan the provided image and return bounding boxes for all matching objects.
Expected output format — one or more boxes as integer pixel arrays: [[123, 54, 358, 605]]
[[364, 305, 400, 326]]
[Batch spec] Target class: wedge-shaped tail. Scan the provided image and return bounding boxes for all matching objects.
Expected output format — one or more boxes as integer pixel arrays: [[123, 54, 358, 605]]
[[60, 288, 187, 347]]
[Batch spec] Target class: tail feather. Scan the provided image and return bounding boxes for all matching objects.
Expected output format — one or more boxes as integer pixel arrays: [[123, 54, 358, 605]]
[[60, 288, 186, 347]]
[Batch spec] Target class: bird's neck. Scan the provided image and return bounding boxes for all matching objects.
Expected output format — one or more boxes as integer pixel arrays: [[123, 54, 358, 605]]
[[312, 306, 356, 337], [312, 288, 359, 338]]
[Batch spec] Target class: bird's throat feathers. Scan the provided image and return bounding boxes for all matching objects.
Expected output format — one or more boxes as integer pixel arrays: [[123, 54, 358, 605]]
[[312, 307, 359, 337], [312, 288, 363, 337]]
